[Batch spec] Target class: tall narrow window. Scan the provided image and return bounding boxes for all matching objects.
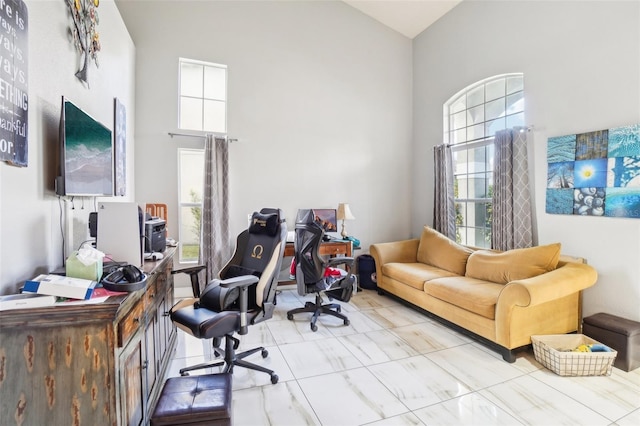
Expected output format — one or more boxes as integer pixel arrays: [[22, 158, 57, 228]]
[[443, 74, 524, 247], [177, 58, 227, 262]]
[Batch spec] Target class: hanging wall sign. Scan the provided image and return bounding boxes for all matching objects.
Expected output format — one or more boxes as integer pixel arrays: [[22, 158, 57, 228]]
[[546, 124, 640, 218], [0, 0, 28, 167]]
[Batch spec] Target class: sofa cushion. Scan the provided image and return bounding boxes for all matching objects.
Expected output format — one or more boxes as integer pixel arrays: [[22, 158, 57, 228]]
[[382, 262, 458, 290], [416, 226, 473, 276], [424, 276, 503, 319], [465, 243, 561, 285]]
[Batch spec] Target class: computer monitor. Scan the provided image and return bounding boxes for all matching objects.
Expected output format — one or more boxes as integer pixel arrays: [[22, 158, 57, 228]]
[[312, 209, 338, 235]]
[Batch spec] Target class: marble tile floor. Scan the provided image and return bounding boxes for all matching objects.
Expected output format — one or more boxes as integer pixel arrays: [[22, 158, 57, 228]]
[[166, 286, 640, 426]]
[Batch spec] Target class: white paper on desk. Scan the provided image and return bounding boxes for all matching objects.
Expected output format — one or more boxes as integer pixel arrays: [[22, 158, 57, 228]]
[[56, 296, 110, 306]]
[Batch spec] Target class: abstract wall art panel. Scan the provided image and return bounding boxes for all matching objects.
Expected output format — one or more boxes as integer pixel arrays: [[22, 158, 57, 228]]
[[546, 123, 640, 219]]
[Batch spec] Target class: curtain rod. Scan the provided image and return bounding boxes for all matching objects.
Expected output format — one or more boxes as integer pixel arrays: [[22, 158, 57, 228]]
[[167, 132, 237, 142]]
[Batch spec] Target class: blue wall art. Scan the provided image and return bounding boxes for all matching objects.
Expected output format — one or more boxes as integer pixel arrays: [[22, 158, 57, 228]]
[[546, 124, 640, 218]]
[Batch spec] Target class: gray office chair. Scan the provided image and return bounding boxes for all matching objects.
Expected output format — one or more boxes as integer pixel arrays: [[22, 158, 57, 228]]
[[170, 208, 287, 383], [286, 209, 355, 331]]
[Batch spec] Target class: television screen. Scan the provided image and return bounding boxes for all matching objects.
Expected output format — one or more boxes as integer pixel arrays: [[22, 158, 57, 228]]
[[60, 98, 113, 196], [312, 209, 338, 233]]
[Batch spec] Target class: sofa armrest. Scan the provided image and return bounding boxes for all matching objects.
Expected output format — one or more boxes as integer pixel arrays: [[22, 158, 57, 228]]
[[371, 239, 420, 266], [495, 261, 597, 341], [371, 239, 420, 287], [498, 261, 598, 309]]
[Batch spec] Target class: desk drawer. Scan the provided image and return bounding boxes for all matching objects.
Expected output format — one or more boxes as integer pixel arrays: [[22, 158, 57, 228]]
[[118, 299, 144, 347], [319, 243, 348, 256]]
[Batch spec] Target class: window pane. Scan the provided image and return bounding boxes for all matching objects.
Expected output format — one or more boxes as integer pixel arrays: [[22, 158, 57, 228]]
[[450, 95, 466, 113], [485, 117, 506, 136], [203, 100, 226, 133], [485, 97, 505, 121], [467, 85, 484, 108], [472, 202, 488, 227], [467, 123, 484, 141], [506, 91, 524, 114], [467, 173, 488, 198], [456, 174, 468, 198], [453, 150, 468, 174], [452, 110, 466, 130], [468, 145, 489, 173], [452, 128, 466, 144], [204, 66, 226, 100], [179, 150, 204, 203], [506, 75, 523, 94], [467, 104, 484, 126], [506, 112, 525, 129], [485, 79, 505, 101], [180, 62, 203, 98], [179, 205, 201, 262], [180, 97, 203, 131]]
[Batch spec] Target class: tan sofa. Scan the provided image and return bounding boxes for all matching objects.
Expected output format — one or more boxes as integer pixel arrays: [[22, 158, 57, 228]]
[[370, 226, 598, 362]]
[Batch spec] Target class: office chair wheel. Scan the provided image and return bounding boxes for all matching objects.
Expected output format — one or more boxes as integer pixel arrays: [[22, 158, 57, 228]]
[[336, 305, 341, 313], [287, 313, 293, 320], [271, 374, 279, 384], [212, 337, 222, 348], [261, 349, 269, 358], [311, 323, 318, 332], [344, 319, 350, 326]]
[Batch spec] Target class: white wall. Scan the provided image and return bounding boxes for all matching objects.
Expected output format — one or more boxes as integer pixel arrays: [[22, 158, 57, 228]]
[[413, 0, 640, 321], [0, 0, 135, 294], [116, 0, 413, 263]]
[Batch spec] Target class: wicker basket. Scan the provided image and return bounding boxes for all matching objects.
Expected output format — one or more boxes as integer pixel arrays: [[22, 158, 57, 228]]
[[531, 334, 617, 376]]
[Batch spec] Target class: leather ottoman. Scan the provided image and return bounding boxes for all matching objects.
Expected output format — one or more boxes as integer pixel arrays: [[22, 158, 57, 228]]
[[583, 313, 640, 372], [151, 373, 232, 425]]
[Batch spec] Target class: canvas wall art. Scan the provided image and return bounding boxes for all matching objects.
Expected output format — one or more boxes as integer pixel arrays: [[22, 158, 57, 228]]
[[546, 124, 640, 218]]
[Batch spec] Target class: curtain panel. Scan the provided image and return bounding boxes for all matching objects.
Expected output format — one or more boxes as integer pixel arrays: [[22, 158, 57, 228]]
[[492, 128, 533, 250], [433, 144, 456, 240], [199, 134, 231, 284]]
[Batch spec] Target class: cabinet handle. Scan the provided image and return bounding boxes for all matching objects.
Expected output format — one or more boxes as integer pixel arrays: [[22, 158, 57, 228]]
[[142, 360, 148, 369], [134, 317, 140, 323], [163, 312, 170, 317]]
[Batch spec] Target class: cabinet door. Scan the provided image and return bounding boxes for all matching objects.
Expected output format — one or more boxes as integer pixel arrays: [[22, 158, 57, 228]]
[[145, 311, 158, 392], [119, 334, 146, 426]]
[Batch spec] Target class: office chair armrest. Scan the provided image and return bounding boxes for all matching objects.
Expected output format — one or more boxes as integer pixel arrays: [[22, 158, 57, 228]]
[[216, 275, 259, 335], [217, 275, 260, 289], [326, 256, 355, 268], [172, 264, 207, 298]]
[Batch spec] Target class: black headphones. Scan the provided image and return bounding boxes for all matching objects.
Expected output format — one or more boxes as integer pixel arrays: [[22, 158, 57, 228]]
[[102, 265, 148, 292]]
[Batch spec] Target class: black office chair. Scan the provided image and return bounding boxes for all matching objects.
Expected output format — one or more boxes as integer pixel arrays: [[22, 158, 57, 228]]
[[286, 209, 356, 332], [170, 208, 287, 384]]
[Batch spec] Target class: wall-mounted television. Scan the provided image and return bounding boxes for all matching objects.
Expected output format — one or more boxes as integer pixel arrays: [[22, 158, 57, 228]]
[[56, 97, 113, 196]]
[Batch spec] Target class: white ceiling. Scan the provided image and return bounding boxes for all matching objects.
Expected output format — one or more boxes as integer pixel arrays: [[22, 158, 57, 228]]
[[343, 0, 462, 39]]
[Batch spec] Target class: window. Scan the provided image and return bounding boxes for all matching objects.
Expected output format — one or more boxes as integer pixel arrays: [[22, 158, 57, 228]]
[[444, 74, 524, 248], [177, 58, 227, 262], [179, 58, 227, 133], [178, 148, 204, 262]]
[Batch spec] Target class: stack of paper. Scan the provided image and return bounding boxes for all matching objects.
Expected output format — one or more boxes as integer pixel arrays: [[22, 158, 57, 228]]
[[23, 274, 97, 300], [0, 293, 57, 311]]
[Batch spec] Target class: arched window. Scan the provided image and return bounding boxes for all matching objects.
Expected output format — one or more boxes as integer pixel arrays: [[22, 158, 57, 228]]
[[443, 73, 524, 247]]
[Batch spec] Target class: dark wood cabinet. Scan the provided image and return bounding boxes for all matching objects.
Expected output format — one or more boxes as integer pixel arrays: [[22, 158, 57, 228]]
[[0, 248, 177, 425]]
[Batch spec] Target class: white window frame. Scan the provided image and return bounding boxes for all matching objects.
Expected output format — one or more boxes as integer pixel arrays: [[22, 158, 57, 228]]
[[176, 58, 228, 263], [443, 73, 524, 248], [178, 57, 227, 134]]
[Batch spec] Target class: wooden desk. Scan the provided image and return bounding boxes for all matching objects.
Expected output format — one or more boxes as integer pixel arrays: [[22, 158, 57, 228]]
[[284, 240, 353, 258], [0, 248, 177, 426]]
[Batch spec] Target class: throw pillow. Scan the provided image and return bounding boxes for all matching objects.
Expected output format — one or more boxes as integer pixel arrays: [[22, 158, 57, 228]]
[[416, 226, 473, 276], [465, 243, 562, 284]]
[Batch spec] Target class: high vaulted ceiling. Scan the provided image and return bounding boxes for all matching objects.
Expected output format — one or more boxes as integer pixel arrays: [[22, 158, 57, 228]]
[[343, 0, 462, 39]]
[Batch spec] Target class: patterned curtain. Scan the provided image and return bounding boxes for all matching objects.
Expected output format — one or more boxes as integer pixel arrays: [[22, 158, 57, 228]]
[[199, 134, 231, 285], [492, 127, 533, 250], [433, 144, 456, 240]]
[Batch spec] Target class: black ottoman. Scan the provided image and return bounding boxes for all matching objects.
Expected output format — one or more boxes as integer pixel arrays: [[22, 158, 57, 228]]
[[583, 313, 640, 372], [151, 373, 232, 426]]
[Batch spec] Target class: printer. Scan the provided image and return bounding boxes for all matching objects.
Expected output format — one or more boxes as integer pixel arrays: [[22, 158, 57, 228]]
[[145, 218, 166, 253]]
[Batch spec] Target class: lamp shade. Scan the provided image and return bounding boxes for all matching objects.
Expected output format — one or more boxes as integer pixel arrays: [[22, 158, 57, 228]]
[[337, 203, 355, 221]]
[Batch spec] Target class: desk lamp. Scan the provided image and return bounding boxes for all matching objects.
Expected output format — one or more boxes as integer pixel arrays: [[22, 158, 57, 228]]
[[337, 203, 355, 239]]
